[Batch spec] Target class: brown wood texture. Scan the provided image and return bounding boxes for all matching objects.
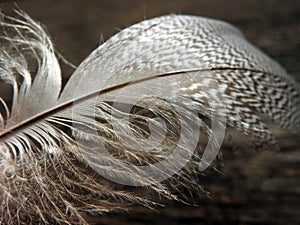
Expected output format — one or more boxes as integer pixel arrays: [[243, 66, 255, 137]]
[[1, 1, 300, 224]]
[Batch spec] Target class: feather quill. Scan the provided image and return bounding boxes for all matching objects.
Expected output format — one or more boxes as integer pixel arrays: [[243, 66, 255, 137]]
[[0, 10, 299, 224]]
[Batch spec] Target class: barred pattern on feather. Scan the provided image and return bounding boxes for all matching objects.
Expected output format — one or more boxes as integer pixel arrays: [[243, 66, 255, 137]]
[[0, 10, 299, 224]]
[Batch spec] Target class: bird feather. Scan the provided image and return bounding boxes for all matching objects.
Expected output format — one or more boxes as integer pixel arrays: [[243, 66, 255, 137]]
[[0, 10, 299, 224]]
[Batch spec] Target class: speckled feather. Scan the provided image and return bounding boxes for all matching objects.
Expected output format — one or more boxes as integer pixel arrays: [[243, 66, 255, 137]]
[[0, 12, 299, 225]]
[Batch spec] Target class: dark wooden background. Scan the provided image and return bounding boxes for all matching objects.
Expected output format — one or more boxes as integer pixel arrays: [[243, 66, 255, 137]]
[[1, 1, 300, 224]]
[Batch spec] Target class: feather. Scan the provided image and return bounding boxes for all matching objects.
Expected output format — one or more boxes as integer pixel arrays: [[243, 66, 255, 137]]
[[0, 10, 299, 224]]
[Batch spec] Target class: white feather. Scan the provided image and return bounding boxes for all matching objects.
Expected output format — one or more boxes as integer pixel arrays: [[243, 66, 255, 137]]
[[0, 10, 299, 224]]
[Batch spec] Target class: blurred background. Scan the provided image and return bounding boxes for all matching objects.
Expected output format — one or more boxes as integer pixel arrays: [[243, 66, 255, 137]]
[[1, 0, 300, 224]]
